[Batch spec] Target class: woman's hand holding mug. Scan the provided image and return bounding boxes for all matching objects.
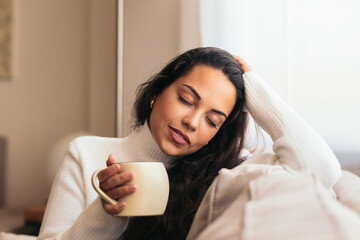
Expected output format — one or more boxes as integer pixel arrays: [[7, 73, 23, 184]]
[[92, 155, 170, 217], [96, 154, 137, 215]]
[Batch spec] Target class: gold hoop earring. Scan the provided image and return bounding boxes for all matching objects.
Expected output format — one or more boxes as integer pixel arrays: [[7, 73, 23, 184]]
[[150, 99, 155, 109]]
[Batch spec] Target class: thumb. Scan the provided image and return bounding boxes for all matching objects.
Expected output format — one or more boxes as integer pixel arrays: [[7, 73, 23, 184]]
[[106, 154, 119, 167]]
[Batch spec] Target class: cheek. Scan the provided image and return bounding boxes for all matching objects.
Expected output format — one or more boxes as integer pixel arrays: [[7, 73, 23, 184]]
[[196, 128, 218, 146], [159, 94, 187, 118], [151, 95, 179, 124]]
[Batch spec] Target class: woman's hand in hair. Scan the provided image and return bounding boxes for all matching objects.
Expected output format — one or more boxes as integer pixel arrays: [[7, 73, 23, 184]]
[[233, 55, 252, 73], [97, 154, 137, 215]]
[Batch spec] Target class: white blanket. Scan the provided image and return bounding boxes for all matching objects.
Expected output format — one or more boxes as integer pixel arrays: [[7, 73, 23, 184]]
[[187, 167, 360, 240]]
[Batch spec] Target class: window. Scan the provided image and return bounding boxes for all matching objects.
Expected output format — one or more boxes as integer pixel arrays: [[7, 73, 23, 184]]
[[200, 0, 360, 152]]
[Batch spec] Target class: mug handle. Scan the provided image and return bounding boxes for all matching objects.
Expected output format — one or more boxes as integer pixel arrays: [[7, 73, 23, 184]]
[[91, 167, 118, 206]]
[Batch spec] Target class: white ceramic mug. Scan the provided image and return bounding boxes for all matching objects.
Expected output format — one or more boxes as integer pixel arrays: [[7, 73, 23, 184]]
[[91, 161, 169, 217]]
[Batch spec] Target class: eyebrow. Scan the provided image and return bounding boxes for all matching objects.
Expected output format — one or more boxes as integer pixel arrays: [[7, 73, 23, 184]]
[[183, 84, 228, 119], [183, 84, 201, 100], [211, 109, 227, 119]]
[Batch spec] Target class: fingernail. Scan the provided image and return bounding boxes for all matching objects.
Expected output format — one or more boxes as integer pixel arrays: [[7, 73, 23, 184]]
[[130, 184, 137, 192], [119, 202, 126, 208], [112, 164, 120, 172]]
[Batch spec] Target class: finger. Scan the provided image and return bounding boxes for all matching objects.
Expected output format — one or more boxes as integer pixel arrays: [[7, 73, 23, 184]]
[[101, 199, 126, 215], [97, 164, 121, 183], [233, 55, 252, 72], [100, 171, 135, 191], [106, 154, 119, 167], [233, 55, 241, 62], [233, 55, 245, 64], [234, 56, 244, 66], [106, 184, 137, 200]]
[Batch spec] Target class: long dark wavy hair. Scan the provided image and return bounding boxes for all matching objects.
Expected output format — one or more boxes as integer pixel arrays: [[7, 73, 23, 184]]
[[123, 47, 249, 240]]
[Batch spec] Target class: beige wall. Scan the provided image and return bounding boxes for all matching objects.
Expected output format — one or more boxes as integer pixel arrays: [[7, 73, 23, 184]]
[[0, 0, 179, 208], [89, 1, 117, 137], [121, 0, 180, 136], [0, 0, 116, 207]]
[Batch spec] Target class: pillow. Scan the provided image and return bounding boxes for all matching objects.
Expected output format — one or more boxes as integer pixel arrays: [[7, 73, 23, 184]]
[[187, 160, 285, 240], [188, 166, 360, 240], [334, 170, 360, 215]]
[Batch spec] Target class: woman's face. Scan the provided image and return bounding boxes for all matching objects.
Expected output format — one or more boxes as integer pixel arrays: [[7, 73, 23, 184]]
[[149, 64, 237, 157]]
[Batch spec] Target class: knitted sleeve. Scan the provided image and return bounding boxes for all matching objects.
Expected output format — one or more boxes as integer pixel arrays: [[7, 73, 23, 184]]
[[37, 141, 128, 240], [244, 71, 341, 188]]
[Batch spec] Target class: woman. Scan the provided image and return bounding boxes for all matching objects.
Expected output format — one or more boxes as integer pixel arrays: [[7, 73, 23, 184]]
[[38, 47, 341, 240]]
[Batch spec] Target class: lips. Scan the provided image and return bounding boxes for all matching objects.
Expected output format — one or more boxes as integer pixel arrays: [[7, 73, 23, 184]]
[[168, 126, 190, 146]]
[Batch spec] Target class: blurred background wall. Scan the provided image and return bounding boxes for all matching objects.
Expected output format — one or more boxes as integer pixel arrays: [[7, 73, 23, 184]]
[[0, 0, 117, 207], [121, 0, 180, 136]]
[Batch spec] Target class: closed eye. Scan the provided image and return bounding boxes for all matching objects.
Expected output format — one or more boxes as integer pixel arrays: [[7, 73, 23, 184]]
[[178, 95, 193, 107], [206, 116, 218, 129]]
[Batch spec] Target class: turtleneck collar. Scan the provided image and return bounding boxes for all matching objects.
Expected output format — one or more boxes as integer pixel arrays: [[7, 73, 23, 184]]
[[123, 121, 174, 169]]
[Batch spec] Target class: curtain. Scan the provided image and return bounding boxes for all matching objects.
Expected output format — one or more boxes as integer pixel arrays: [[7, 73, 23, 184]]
[[199, 0, 360, 152]]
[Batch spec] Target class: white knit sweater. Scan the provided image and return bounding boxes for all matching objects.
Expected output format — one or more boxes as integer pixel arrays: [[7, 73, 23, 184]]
[[38, 122, 172, 240], [38, 72, 341, 240]]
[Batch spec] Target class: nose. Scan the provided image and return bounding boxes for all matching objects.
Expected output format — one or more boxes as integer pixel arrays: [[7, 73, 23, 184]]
[[182, 111, 201, 132]]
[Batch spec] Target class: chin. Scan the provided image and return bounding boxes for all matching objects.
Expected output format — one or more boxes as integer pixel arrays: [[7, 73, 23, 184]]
[[159, 145, 182, 157], [160, 144, 199, 157], [157, 143, 182, 157]]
